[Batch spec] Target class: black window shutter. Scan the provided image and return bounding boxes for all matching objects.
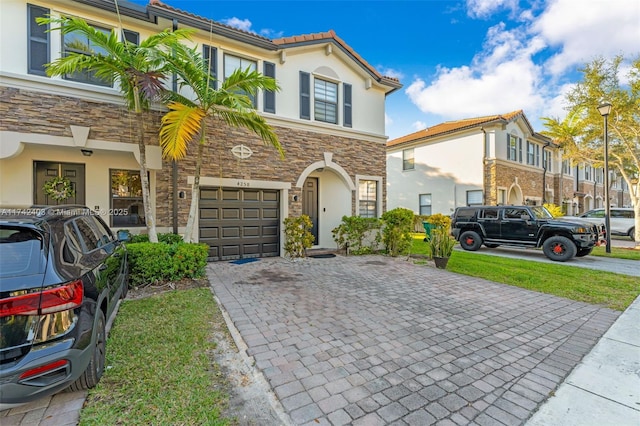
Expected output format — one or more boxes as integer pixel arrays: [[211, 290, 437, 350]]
[[202, 45, 218, 89], [507, 135, 511, 160], [28, 4, 50, 76], [263, 61, 276, 113], [300, 71, 310, 120], [343, 83, 352, 128]]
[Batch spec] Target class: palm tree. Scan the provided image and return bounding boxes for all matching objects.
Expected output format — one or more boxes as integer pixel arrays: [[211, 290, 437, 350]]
[[38, 15, 192, 243], [160, 43, 284, 243]]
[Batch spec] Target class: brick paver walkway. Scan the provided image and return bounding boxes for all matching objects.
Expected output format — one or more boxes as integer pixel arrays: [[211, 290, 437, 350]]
[[207, 255, 619, 426]]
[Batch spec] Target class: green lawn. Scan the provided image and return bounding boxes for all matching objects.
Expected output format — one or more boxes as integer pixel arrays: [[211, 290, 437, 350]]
[[411, 234, 640, 311], [591, 244, 640, 260], [80, 288, 232, 425]]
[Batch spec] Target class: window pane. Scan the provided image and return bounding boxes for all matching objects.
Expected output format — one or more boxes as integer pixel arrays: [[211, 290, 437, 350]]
[[467, 190, 483, 206], [359, 180, 378, 218], [111, 169, 145, 227], [314, 79, 338, 124], [62, 24, 112, 86], [403, 149, 414, 170]]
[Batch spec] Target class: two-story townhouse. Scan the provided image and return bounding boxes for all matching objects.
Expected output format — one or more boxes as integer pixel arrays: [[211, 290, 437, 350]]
[[386, 111, 561, 216], [563, 162, 632, 213], [0, 0, 401, 260]]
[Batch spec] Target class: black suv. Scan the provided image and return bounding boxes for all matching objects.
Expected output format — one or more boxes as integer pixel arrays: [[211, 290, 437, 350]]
[[451, 205, 601, 261], [0, 206, 128, 408]]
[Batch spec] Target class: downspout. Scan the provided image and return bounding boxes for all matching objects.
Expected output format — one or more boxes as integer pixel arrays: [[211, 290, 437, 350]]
[[480, 127, 487, 205], [171, 18, 179, 234], [541, 141, 551, 204]]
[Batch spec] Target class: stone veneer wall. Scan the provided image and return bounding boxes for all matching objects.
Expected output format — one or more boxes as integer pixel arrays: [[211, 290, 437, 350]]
[[154, 118, 387, 227], [1, 87, 386, 228], [0, 87, 163, 142], [494, 162, 549, 202]]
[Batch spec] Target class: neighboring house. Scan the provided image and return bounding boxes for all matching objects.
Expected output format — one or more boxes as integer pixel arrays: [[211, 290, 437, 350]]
[[0, 0, 401, 260], [386, 110, 632, 217], [387, 111, 562, 215]]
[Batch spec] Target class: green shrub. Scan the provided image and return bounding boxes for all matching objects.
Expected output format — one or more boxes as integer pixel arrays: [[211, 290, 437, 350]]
[[128, 233, 184, 244], [283, 215, 315, 258], [381, 207, 414, 257], [425, 213, 451, 230], [332, 216, 383, 254], [126, 241, 208, 287], [428, 227, 456, 258]]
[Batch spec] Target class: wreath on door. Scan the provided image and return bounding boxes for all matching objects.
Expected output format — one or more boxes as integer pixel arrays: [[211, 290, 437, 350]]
[[43, 176, 75, 201]]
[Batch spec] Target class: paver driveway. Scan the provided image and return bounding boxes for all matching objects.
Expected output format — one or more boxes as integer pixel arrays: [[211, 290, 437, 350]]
[[207, 255, 619, 426]]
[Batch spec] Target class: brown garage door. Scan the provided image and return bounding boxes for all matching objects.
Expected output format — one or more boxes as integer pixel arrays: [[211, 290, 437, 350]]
[[199, 187, 280, 261]]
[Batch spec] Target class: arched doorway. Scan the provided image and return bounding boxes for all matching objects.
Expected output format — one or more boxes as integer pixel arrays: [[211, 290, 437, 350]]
[[508, 185, 523, 205]]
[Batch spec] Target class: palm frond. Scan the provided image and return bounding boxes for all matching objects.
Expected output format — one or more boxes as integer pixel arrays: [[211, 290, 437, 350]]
[[159, 103, 206, 160]]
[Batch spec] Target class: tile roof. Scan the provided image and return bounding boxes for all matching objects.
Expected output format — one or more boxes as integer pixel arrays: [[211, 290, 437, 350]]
[[387, 110, 532, 148], [273, 30, 401, 88]]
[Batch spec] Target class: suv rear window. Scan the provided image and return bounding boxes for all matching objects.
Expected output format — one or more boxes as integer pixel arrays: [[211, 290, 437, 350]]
[[454, 208, 477, 221], [0, 227, 45, 277]]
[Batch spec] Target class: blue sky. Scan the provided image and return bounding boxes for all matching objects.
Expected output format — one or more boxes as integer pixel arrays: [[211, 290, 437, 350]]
[[132, 0, 639, 140]]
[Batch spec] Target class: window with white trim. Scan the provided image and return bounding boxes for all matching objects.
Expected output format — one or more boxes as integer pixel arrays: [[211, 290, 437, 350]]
[[508, 134, 521, 162], [543, 150, 552, 172], [467, 190, 483, 206], [419, 194, 432, 215], [28, 4, 50, 76], [403, 148, 414, 171], [224, 53, 257, 107], [110, 169, 145, 227], [62, 22, 112, 86], [314, 78, 338, 124], [497, 189, 507, 205], [584, 165, 592, 181], [526, 142, 535, 165], [562, 159, 572, 175], [358, 178, 380, 218]]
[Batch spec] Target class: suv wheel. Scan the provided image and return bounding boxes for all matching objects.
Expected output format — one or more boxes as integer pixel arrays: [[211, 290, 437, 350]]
[[67, 310, 106, 391], [459, 231, 482, 251], [542, 236, 577, 261], [629, 227, 635, 241]]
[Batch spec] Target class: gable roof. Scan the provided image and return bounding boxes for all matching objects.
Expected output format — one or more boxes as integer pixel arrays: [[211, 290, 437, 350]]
[[273, 30, 402, 91], [71, 1, 401, 91], [387, 110, 551, 148]]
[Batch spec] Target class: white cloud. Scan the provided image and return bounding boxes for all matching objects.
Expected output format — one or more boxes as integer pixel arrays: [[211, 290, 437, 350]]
[[412, 121, 427, 131], [534, 0, 640, 75], [221, 17, 253, 32], [466, 0, 518, 18], [406, 24, 545, 119], [259, 28, 284, 39], [385, 113, 393, 126]]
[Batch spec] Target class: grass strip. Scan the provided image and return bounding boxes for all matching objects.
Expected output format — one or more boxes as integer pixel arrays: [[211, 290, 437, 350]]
[[410, 234, 639, 311], [80, 287, 231, 425], [446, 251, 639, 311]]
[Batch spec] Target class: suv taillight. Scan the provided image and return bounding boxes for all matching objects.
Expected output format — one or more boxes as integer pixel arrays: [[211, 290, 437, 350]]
[[0, 280, 83, 317]]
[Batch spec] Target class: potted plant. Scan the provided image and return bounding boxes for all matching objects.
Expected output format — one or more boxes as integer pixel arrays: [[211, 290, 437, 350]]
[[428, 227, 456, 269]]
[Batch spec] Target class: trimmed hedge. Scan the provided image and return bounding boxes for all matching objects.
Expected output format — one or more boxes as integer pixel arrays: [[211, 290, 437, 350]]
[[126, 241, 208, 287]]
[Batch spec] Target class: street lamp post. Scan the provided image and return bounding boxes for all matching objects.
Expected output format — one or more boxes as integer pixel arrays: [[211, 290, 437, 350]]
[[598, 102, 612, 253]]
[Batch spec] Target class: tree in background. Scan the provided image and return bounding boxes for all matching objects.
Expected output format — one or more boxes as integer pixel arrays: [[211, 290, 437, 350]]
[[542, 55, 639, 247]]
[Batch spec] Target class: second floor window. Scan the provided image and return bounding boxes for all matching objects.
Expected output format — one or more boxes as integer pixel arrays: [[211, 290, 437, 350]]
[[62, 23, 112, 87], [403, 148, 415, 171], [224, 54, 257, 107], [543, 150, 552, 172], [584, 165, 592, 181], [508, 134, 521, 162], [562, 159, 572, 175], [526, 142, 536, 165], [314, 78, 338, 124]]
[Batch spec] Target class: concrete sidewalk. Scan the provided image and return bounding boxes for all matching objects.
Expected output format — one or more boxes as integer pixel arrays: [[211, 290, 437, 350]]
[[527, 294, 640, 425]]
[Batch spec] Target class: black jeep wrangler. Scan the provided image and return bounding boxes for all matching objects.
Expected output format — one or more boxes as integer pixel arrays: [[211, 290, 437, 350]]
[[451, 205, 601, 262]]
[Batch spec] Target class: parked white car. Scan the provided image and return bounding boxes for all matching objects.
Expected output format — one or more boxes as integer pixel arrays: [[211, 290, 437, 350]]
[[565, 208, 635, 241]]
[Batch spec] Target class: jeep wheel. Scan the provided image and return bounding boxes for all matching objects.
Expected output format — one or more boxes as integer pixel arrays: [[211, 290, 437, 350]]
[[485, 243, 500, 248], [459, 231, 482, 251], [542, 236, 577, 261], [575, 247, 593, 257]]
